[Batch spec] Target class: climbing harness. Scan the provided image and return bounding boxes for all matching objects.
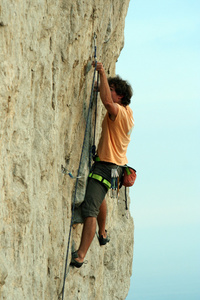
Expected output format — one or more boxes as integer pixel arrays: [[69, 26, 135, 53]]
[[89, 172, 111, 190], [91, 155, 137, 215], [60, 32, 99, 300]]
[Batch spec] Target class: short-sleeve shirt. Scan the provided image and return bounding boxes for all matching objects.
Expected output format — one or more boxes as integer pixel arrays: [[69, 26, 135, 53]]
[[97, 105, 134, 165]]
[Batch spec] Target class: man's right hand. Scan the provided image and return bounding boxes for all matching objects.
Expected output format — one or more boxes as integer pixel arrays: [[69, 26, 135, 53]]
[[92, 61, 105, 75]]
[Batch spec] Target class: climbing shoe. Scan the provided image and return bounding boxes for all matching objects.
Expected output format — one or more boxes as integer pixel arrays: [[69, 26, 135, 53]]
[[70, 251, 84, 268], [98, 230, 110, 246]]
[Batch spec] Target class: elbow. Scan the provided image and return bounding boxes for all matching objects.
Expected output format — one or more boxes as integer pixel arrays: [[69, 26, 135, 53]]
[[103, 96, 113, 107], [104, 102, 118, 117]]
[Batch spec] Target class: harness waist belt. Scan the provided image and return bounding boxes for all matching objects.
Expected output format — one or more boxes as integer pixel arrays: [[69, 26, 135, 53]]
[[89, 173, 111, 190]]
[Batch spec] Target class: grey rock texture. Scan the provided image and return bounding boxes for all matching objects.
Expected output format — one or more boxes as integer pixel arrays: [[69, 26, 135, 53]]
[[0, 0, 134, 299]]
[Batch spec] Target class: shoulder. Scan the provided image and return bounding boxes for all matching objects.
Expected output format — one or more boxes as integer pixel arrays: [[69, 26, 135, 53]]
[[108, 105, 133, 123], [118, 105, 133, 118], [117, 105, 134, 127]]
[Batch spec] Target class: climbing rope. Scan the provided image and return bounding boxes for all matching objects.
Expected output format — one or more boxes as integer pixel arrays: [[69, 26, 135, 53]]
[[91, 71, 99, 161], [90, 73, 99, 168], [61, 33, 99, 300], [90, 32, 99, 164]]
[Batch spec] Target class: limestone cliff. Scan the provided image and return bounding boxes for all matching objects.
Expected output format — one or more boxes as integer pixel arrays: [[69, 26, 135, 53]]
[[0, 1, 134, 299]]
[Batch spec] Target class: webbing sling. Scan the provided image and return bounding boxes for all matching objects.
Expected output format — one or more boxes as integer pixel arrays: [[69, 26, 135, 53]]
[[89, 172, 111, 190]]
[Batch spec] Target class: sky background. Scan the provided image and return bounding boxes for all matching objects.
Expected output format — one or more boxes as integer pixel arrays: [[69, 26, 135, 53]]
[[116, 0, 200, 299]]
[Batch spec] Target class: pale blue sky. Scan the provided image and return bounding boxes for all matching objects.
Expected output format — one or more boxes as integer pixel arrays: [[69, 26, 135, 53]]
[[116, 0, 200, 299]]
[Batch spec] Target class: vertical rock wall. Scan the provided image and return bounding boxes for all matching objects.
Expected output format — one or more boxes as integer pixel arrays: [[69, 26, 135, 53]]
[[0, 1, 134, 299]]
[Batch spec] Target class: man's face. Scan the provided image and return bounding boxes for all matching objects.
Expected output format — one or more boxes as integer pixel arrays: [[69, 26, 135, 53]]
[[110, 85, 122, 104]]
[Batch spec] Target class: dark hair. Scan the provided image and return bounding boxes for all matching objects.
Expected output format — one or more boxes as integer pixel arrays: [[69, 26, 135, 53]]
[[108, 75, 133, 106]]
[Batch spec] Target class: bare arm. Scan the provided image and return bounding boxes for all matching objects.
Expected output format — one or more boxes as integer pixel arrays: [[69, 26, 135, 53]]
[[93, 62, 119, 119]]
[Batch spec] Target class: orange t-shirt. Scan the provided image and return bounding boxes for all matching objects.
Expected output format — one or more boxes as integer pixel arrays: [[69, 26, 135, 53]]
[[97, 105, 134, 165]]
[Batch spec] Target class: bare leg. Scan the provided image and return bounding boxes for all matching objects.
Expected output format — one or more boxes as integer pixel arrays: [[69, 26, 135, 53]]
[[76, 216, 96, 263], [97, 198, 107, 238]]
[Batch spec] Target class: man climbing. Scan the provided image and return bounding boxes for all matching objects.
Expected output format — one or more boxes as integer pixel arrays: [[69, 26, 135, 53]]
[[70, 62, 134, 268]]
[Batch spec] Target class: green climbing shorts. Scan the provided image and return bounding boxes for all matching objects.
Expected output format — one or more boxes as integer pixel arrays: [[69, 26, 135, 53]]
[[81, 162, 123, 219]]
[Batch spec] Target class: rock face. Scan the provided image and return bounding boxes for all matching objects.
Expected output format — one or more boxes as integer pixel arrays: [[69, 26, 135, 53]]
[[0, 1, 134, 299]]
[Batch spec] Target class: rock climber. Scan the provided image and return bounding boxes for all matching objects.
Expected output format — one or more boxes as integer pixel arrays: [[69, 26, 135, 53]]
[[70, 61, 134, 268]]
